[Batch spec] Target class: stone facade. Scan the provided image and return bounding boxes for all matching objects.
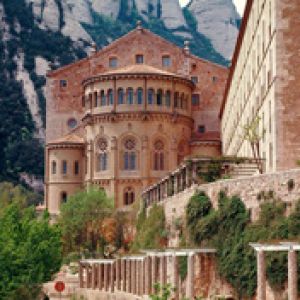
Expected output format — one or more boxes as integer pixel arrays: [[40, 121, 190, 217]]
[[45, 25, 228, 215], [220, 0, 300, 173]]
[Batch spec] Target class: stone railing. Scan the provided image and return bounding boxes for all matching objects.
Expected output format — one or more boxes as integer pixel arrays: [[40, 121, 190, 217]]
[[142, 157, 260, 208], [78, 248, 217, 300]]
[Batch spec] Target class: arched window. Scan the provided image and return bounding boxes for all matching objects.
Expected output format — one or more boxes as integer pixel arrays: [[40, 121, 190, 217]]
[[61, 191, 68, 203], [174, 92, 179, 108], [123, 138, 136, 170], [108, 89, 114, 105], [62, 160, 67, 175], [127, 88, 134, 104], [180, 93, 185, 109], [153, 140, 165, 171], [137, 88, 143, 104], [157, 89, 163, 106], [124, 187, 135, 205], [165, 90, 171, 107], [52, 161, 57, 174], [97, 138, 108, 171], [94, 92, 98, 107], [100, 90, 106, 106], [74, 161, 79, 175], [148, 88, 154, 105], [118, 88, 124, 104]]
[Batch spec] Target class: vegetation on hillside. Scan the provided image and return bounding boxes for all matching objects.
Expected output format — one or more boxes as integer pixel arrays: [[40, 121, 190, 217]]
[[0, 0, 86, 183], [0, 182, 61, 299], [186, 190, 300, 298]]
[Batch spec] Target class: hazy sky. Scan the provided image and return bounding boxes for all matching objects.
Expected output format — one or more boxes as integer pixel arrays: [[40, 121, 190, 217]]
[[179, 0, 247, 16]]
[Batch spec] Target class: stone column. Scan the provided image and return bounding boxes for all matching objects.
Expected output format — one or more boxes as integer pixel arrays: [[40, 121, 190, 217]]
[[121, 259, 126, 291], [131, 260, 136, 294], [136, 260, 140, 295], [91, 263, 96, 289], [145, 256, 151, 295], [98, 263, 103, 290], [172, 255, 179, 300], [116, 259, 121, 290], [126, 259, 131, 293], [186, 254, 195, 299], [151, 256, 157, 293], [288, 249, 298, 300], [159, 256, 166, 285], [79, 263, 84, 288], [104, 263, 108, 292], [110, 262, 115, 292], [257, 250, 266, 300], [140, 259, 145, 295]]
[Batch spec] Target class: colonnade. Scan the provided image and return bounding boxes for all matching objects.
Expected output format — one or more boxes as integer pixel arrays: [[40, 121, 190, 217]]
[[79, 249, 216, 299], [251, 243, 300, 300]]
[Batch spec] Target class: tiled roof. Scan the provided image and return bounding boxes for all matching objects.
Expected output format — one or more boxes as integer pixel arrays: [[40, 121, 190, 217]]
[[48, 133, 85, 145], [102, 64, 179, 77]]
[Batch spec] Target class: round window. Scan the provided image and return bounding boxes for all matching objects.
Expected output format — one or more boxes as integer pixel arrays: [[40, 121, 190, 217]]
[[67, 118, 77, 129]]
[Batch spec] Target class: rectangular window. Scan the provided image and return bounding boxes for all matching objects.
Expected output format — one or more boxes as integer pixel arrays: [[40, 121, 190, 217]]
[[60, 80, 67, 88], [191, 76, 198, 84], [136, 54, 144, 64], [192, 94, 200, 106], [109, 57, 118, 68], [74, 161, 79, 175], [198, 125, 206, 134], [62, 160, 67, 175], [162, 55, 171, 67]]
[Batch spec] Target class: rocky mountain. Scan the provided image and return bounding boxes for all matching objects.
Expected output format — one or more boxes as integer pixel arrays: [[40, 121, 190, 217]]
[[0, 0, 240, 184]]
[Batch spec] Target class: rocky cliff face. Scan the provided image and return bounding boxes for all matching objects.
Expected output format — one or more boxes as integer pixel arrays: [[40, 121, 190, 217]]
[[188, 0, 240, 60]]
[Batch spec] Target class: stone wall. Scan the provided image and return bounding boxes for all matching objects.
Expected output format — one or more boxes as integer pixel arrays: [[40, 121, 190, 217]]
[[160, 169, 300, 238]]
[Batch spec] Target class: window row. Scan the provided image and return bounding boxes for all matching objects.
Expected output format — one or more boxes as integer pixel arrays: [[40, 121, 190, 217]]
[[51, 160, 80, 175], [109, 55, 171, 68], [85, 89, 190, 110], [96, 138, 166, 172]]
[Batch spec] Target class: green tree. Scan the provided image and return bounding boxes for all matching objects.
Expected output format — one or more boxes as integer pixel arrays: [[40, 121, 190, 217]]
[[59, 187, 114, 255], [0, 204, 62, 299]]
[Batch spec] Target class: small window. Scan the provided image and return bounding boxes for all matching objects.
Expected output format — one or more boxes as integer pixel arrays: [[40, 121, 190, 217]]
[[165, 91, 171, 107], [148, 89, 154, 105], [127, 88, 134, 105], [212, 76, 218, 82], [162, 55, 171, 67], [62, 160, 67, 175], [137, 88, 143, 104], [157, 89, 163, 106], [60, 80, 67, 88], [198, 125, 206, 134], [108, 89, 114, 105], [52, 161, 57, 175], [74, 161, 79, 175], [136, 54, 144, 64], [109, 57, 118, 68], [192, 94, 200, 106], [61, 192, 68, 203], [191, 76, 198, 84], [67, 118, 77, 129]]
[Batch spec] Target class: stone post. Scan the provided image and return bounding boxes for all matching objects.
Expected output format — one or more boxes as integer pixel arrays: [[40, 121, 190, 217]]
[[288, 249, 298, 300], [131, 260, 136, 294], [91, 263, 96, 289], [110, 262, 115, 292], [186, 253, 195, 299], [98, 263, 103, 290], [121, 259, 126, 291], [116, 259, 121, 290], [145, 256, 151, 295], [172, 255, 179, 300], [257, 250, 266, 300], [159, 256, 166, 285], [79, 263, 84, 288], [151, 256, 157, 293], [127, 259, 131, 293], [104, 263, 108, 292], [140, 259, 145, 295]]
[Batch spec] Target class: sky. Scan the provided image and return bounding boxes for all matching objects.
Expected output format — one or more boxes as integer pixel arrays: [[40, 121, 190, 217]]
[[179, 0, 247, 17]]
